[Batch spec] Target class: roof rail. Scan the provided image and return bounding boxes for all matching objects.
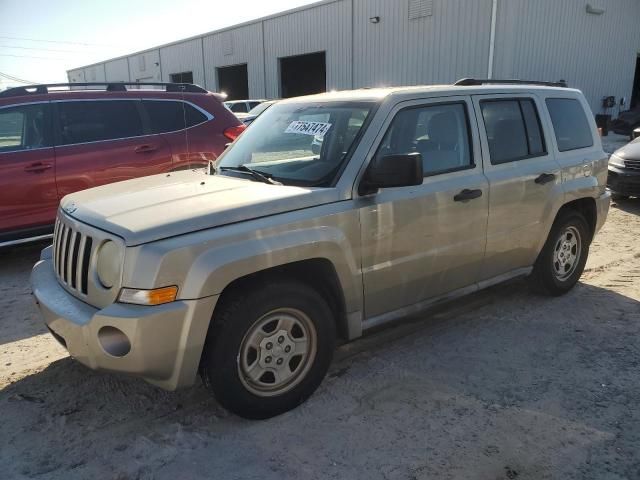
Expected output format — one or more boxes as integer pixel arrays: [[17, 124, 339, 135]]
[[454, 78, 568, 88], [0, 82, 208, 98]]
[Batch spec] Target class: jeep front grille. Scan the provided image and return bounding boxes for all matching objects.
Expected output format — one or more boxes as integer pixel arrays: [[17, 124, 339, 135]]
[[53, 217, 94, 295], [624, 159, 640, 171]]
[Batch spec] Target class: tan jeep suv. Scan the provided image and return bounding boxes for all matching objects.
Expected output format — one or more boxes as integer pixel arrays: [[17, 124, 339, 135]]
[[31, 79, 610, 419]]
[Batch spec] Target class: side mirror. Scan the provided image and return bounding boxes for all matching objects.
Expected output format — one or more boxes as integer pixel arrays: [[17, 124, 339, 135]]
[[359, 152, 423, 195]]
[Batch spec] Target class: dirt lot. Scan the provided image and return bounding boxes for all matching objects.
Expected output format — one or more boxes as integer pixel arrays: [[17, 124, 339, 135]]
[[1, 198, 639, 480]]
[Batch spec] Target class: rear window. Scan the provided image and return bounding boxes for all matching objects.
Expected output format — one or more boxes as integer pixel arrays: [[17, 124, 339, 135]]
[[545, 98, 594, 151], [57, 100, 143, 145], [229, 102, 248, 113], [142, 100, 208, 134]]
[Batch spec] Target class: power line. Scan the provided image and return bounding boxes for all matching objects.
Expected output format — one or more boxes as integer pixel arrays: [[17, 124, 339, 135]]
[[0, 44, 82, 53], [0, 35, 118, 48], [0, 53, 73, 60], [0, 71, 39, 84]]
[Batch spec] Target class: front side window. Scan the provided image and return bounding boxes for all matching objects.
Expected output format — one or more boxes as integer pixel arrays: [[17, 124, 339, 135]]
[[142, 100, 208, 134], [0, 103, 52, 152], [545, 98, 594, 151], [216, 101, 374, 186], [480, 99, 546, 164], [375, 102, 473, 176], [57, 100, 143, 145]]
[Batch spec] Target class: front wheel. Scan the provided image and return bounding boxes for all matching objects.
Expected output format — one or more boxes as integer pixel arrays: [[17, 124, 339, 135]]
[[530, 210, 590, 296], [200, 281, 335, 419]]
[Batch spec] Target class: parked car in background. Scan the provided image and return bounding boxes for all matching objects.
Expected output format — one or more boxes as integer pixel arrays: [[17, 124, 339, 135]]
[[608, 136, 640, 199], [238, 100, 277, 126], [224, 99, 266, 114], [0, 82, 244, 247], [32, 79, 610, 419], [611, 107, 640, 137]]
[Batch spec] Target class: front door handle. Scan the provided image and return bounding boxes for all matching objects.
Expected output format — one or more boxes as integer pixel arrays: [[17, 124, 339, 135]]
[[134, 144, 157, 153], [24, 162, 53, 173], [535, 173, 556, 185], [453, 189, 483, 202]]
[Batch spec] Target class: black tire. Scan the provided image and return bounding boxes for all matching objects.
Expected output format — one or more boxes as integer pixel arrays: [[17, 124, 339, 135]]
[[529, 210, 590, 296], [201, 280, 335, 419]]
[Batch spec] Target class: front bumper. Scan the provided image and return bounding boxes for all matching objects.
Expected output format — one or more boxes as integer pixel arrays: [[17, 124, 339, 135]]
[[607, 166, 640, 197], [31, 253, 218, 390]]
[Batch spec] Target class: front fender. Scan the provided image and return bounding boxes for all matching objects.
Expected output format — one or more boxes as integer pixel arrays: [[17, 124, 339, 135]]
[[180, 226, 362, 316]]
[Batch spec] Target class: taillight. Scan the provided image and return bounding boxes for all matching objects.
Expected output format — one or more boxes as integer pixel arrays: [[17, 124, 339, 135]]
[[223, 124, 246, 141]]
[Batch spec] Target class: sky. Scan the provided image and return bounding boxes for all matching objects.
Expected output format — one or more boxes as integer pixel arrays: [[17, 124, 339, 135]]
[[0, 0, 318, 89]]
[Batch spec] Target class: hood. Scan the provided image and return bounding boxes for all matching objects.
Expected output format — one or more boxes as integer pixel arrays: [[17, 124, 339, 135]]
[[614, 138, 640, 160], [62, 170, 339, 246]]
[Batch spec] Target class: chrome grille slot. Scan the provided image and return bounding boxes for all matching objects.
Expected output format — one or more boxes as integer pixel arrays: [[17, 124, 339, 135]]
[[52, 214, 94, 296], [624, 159, 640, 170]]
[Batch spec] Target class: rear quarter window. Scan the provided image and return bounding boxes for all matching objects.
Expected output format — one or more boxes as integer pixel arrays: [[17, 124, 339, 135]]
[[143, 100, 208, 134], [545, 98, 594, 151]]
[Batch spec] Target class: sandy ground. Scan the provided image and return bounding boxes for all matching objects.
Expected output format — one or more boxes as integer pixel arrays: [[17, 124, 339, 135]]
[[1, 195, 640, 479]]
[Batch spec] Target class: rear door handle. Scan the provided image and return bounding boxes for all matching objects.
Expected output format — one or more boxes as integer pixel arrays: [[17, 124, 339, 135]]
[[453, 189, 483, 202], [134, 144, 157, 153], [535, 173, 556, 185], [24, 162, 53, 173]]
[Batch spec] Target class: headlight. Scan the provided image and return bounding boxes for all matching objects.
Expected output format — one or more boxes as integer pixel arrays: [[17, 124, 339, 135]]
[[609, 153, 626, 168], [96, 240, 123, 289]]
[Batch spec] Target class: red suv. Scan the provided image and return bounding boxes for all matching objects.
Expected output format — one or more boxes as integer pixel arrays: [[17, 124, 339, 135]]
[[0, 82, 244, 247]]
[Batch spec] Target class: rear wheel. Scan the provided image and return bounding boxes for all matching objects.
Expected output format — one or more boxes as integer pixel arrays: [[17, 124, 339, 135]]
[[530, 210, 590, 296], [201, 280, 335, 419]]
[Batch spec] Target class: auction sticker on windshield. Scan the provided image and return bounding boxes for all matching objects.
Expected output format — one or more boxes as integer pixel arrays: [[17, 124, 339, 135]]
[[285, 121, 332, 137]]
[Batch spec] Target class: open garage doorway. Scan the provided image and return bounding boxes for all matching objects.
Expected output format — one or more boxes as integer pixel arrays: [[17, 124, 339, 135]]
[[217, 64, 249, 100], [279, 52, 326, 98]]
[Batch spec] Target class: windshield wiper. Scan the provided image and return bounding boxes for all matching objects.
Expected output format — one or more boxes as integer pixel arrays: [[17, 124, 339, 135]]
[[218, 165, 282, 185]]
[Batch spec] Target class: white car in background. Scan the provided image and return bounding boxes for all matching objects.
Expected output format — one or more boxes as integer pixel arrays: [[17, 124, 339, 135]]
[[224, 99, 267, 114]]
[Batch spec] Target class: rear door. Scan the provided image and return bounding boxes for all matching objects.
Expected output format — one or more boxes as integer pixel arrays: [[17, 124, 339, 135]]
[[0, 102, 58, 238], [53, 99, 172, 198], [472, 94, 564, 280], [140, 99, 214, 169]]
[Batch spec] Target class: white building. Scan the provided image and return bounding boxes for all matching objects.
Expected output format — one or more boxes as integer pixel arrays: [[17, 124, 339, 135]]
[[69, 0, 640, 114]]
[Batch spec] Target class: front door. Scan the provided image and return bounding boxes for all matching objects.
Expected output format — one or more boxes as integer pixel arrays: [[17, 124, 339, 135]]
[[359, 97, 489, 320], [472, 94, 563, 280], [0, 102, 58, 239]]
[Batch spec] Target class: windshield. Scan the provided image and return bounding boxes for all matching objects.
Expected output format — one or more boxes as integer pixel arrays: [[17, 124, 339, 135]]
[[216, 101, 374, 186]]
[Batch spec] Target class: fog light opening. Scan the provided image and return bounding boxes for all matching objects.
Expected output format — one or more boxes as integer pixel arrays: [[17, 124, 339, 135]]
[[98, 326, 131, 357]]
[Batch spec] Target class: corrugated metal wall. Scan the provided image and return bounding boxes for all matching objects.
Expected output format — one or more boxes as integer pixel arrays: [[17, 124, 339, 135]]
[[159, 38, 206, 86], [69, 0, 640, 115], [354, 0, 492, 87], [104, 58, 130, 82], [203, 23, 265, 97], [493, 0, 640, 113], [128, 50, 161, 83], [263, 0, 352, 97], [67, 69, 86, 83]]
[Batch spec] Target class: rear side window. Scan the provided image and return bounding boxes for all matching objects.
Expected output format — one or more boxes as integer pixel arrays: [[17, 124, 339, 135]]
[[375, 102, 473, 176], [480, 99, 546, 164], [57, 100, 143, 145], [545, 98, 594, 151], [142, 100, 208, 134], [0, 103, 52, 152]]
